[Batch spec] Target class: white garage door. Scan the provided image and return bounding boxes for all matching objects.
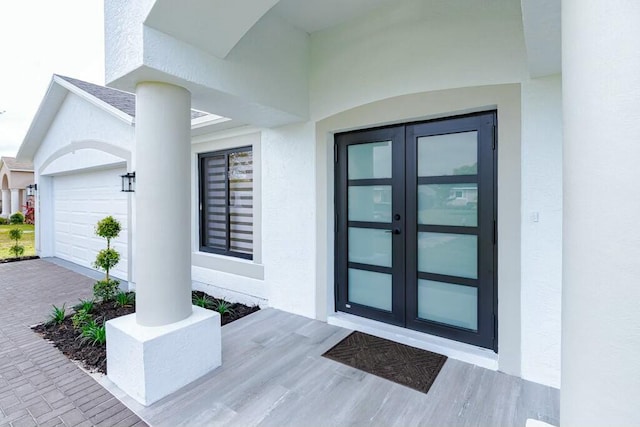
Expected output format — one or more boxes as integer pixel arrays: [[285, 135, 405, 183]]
[[53, 167, 129, 281]]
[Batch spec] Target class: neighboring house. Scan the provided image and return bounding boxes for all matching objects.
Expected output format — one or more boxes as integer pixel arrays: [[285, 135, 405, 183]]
[[0, 156, 34, 217], [15, 0, 639, 422]]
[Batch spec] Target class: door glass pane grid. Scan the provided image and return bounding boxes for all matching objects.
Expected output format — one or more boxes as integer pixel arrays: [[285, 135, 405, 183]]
[[418, 232, 478, 279], [417, 279, 478, 331], [348, 268, 392, 312], [348, 141, 392, 179], [418, 183, 478, 226], [417, 131, 478, 177], [348, 227, 392, 267], [348, 185, 392, 223]]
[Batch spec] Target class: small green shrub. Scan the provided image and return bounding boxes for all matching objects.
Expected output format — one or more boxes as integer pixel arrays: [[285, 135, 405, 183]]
[[73, 299, 94, 313], [9, 212, 24, 224], [81, 320, 106, 346], [95, 216, 121, 242], [8, 228, 24, 258], [71, 309, 92, 330], [47, 304, 66, 325], [94, 216, 122, 282], [9, 244, 24, 258], [114, 291, 135, 308], [0, 217, 8, 225], [93, 249, 120, 280], [93, 279, 120, 302], [192, 294, 213, 308], [213, 300, 236, 316]]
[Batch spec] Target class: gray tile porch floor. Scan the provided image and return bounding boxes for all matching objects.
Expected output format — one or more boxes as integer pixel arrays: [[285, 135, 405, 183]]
[[2, 258, 559, 426], [104, 310, 560, 426]]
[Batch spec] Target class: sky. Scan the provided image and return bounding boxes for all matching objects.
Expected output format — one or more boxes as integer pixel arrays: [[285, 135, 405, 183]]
[[0, 1, 104, 157]]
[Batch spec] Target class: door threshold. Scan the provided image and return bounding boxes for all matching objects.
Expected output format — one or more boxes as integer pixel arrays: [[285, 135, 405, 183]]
[[327, 312, 498, 371]]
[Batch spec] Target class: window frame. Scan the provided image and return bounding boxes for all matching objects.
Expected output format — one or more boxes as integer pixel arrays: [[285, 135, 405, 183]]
[[198, 145, 253, 260]]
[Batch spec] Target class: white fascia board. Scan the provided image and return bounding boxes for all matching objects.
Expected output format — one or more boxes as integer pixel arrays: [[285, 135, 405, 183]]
[[16, 76, 135, 162], [191, 125, 261, 145], [16, 78, 67, 162]]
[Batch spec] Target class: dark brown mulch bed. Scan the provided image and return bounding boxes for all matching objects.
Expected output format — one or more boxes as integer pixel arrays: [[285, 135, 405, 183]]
[[0, 255, 40, 264], [32, 291, 260, 374]]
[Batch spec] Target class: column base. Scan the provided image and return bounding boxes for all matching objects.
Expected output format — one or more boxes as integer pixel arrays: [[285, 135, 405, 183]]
[[106, 306, 221, 406]]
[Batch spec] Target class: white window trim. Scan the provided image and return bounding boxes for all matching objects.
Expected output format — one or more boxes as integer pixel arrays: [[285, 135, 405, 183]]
[[191, 129, 263, 278]]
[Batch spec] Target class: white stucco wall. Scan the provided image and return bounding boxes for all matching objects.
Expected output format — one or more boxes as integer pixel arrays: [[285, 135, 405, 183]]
[[309, 0, 527, 121], [520, 75, 563, 388], [33, 94, 133, 173], [261, 122, 317, 317]]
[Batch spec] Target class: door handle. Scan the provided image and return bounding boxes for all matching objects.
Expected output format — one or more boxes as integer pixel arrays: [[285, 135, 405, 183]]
[[385, 228, 401, 235]]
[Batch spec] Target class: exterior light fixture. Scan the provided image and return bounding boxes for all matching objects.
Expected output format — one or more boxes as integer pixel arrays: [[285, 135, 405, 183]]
[[121, 172, 136, 192], [26, 184, 37, 197]]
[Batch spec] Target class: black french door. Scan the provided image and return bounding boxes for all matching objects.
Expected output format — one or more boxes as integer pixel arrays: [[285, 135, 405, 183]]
[[335, 111, 497, 350]]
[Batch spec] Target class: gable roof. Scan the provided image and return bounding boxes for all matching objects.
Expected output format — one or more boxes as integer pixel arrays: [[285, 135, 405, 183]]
[[17, 75, 231, 162], [0, 156, 33, 172]]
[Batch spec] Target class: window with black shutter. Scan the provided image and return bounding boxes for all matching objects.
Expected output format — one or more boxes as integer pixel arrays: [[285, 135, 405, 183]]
[[199, 147, 253, 259]]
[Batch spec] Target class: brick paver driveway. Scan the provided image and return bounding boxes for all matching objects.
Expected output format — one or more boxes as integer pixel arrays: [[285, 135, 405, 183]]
[[0, 259, 145, 427]]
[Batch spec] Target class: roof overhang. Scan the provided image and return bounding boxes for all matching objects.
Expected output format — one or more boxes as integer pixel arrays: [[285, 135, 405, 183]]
[[144, 0, 280, 59], [17, 75, 235, 162], [16, 76, 135, 162]]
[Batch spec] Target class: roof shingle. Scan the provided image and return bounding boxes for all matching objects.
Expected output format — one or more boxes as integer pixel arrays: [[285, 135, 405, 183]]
[[1, 156, 33, 171]]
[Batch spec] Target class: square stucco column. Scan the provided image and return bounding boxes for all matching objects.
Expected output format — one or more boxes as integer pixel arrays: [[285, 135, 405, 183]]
[[10, 189, 20, 214], [1, 189, 9, 217], [106, 82, 221, 406], [562, 1, 640, 425]]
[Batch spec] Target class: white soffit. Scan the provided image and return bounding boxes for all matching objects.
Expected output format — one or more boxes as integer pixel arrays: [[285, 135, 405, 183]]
[[144, 0, 280, 59], [521, 0, 561, 77]]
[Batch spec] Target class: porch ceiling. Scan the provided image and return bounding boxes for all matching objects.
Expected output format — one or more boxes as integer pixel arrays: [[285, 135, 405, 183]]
[[272, 0, 397, 34], [521, 0, 561, 77]]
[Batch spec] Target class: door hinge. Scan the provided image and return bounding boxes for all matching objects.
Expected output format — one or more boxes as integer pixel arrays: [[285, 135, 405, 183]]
[[492, 124, 496, 150], [493, 313, 498, 350], [334, 144, 338, 163], [493, 220, 497, 244]]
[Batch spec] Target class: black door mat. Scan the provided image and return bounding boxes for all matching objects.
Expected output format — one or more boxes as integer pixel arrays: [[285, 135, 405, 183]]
[[323, 331, 447, 394]]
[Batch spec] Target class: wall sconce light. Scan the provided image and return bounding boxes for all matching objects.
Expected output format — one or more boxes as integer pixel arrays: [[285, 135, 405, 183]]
[[121, 172, 136, 192], [26, 184, 37, 197]]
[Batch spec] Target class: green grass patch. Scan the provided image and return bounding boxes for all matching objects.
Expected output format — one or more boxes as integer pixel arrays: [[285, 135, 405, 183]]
[[0, 224, 35, 259]]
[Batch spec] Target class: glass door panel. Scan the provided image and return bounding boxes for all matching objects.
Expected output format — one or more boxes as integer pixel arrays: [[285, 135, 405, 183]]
[[335, 127, 405, 326], [405, 112, 496, 349]]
